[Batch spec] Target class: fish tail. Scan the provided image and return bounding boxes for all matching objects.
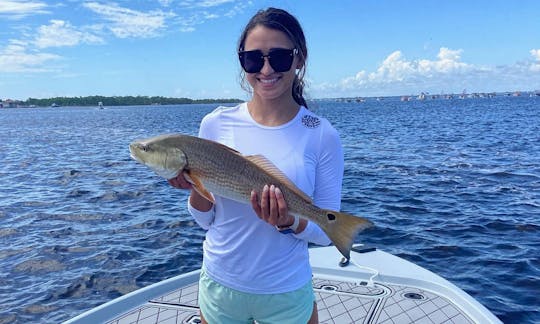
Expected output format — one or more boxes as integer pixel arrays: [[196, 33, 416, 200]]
[[319, 210, 373, 260]]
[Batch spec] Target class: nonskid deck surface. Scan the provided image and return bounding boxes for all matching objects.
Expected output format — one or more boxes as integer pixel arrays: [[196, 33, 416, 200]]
[[107, 276, 473, 324]]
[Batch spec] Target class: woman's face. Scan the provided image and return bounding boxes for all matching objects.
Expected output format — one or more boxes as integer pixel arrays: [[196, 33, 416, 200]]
[[242, 25, 300, 103]]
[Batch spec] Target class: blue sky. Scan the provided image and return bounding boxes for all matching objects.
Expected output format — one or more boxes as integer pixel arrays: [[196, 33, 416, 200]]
[[1, 0, 539, 100]]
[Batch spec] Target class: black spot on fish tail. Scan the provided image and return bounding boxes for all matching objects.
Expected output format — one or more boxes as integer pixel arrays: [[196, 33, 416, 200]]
[[327, 213, 336, 222]]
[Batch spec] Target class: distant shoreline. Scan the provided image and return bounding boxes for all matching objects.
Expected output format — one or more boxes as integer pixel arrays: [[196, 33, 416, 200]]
[[1, 91, 539, 109], [0, 96, 242, 108]]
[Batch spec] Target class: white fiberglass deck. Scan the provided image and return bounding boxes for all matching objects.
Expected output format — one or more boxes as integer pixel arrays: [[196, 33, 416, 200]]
[[66, 246, 502, 324]]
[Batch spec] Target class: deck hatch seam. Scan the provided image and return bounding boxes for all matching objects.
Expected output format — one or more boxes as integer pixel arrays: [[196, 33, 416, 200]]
[[147, 301, 200, 311]]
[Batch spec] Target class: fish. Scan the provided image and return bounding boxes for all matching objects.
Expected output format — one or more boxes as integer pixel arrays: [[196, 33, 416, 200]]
[[129, 133, 373, 259]]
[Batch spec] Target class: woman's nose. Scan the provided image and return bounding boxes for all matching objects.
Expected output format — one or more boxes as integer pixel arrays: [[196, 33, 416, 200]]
[[259, 57, 274, 75]]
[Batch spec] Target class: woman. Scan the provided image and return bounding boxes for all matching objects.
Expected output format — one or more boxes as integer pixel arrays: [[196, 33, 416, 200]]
[[169, 7, 344, 324]]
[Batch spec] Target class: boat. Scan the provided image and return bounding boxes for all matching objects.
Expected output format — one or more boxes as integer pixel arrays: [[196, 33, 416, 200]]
[[64, 245, 501, 323]]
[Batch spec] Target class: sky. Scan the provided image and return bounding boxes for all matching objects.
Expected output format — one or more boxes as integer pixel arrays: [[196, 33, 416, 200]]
[[1, 0, 539, 100]]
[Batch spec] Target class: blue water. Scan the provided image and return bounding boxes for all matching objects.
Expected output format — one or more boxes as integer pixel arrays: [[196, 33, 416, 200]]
[[1, 97, 539, 323]]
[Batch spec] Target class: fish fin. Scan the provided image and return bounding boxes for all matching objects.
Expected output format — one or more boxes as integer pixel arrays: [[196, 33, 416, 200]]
[[318, 210, 374, 259], [184, 172, 215, 204], [246, 155, 312, 203], [212, 140, 242, 154]]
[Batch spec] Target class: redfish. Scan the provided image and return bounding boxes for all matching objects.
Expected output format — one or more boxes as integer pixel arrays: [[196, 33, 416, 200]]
[[129, 134, 373, 259]]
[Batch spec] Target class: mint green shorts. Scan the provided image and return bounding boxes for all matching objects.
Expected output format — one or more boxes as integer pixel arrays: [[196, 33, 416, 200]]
[[198, 269, 315, 324]]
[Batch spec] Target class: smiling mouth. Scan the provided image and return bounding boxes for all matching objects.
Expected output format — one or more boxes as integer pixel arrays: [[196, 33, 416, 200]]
[[258, 77, 280, 85]]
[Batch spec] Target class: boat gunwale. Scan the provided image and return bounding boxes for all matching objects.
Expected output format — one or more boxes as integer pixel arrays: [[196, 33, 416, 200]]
[[63, 270, 201, 324], [63, 246, 502, 324]]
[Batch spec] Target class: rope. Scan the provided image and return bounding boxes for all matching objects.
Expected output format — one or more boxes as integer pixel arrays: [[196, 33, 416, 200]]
[[349, 257, 379, 287]]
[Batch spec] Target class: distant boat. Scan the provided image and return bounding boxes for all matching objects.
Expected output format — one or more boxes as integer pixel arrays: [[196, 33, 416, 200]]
[[400, 96, 411, 102], [98, 101, 104, 109], [417, 92, 426, 100], [355, 97, 365, 103], [51, 103, 60, 107]]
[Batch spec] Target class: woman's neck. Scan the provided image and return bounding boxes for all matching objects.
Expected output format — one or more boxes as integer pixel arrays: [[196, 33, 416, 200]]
[[248, 95, 300, 127]]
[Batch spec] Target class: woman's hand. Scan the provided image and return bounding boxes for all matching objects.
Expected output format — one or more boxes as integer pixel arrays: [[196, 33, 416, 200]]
[[167, 171, 192, 190], [168, 172, 213, 212], [250, 184, 294, 227]]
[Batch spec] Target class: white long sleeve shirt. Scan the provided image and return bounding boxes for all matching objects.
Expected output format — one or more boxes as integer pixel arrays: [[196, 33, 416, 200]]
[[188, 102, 344, 294]]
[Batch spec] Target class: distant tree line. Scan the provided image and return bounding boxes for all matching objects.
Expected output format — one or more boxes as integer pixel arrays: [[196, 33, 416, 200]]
[[23, 96, 242, 107]]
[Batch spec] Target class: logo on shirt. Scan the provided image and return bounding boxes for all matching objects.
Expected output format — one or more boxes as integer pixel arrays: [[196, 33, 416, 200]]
[[301, 115, 320, 128]]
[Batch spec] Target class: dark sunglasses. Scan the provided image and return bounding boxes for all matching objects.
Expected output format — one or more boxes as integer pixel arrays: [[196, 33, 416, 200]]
[[238, 48, 298, 73]]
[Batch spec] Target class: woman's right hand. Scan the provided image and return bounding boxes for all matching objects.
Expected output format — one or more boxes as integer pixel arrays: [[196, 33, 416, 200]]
[[169, 172, 214, 212], [167, 171, 192, 190]]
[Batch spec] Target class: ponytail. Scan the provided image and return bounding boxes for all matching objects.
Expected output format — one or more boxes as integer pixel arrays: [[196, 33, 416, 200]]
[[292, 74, 307, 108]]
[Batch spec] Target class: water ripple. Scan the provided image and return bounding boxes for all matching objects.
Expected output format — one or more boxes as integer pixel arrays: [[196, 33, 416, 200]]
[[1, 99, 539, 323]]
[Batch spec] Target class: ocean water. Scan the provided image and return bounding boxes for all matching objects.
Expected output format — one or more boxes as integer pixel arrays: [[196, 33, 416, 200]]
[[0, 97, 539, 323]]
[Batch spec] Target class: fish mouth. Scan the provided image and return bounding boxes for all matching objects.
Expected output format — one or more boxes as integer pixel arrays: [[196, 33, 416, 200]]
[[129, 152, 141, 163], [129, 142, 145, 163]]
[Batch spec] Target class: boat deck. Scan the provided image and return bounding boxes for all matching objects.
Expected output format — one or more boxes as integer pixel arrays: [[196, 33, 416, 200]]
[[67, 246, 500, 324], [106, 274, 473, 324]]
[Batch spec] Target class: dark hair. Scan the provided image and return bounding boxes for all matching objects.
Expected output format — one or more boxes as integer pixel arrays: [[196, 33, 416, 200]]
[[238, 7, 308, 108]]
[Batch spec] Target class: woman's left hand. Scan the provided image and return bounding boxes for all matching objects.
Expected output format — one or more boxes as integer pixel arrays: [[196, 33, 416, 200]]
[[250, 184, 294, 227]]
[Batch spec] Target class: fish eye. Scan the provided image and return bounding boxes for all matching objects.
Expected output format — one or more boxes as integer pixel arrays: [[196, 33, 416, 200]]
[[138, 144, 149, 152]]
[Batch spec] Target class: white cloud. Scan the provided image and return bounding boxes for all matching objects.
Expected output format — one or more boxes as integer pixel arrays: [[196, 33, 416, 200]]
[[78, 1, 248, 36], [343, 47, 472, 87], [372, 51, 415, 82], [197, 0, 235, 7], [312, 47, 540, 97], [531, 49, 540, 60], [157, 0, 173, 6], [179, 0, 235, 8], [173, 0, 249, 30], [34, 20, 103, 48], [419, 48, 471, 74], [0, 40, 60, 72], [0, 0, 48, 18], [83, 2, 175, 38], [0, 1, 250, 75], [174, 10, 219, 32], [530, 49, 540, 72]]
